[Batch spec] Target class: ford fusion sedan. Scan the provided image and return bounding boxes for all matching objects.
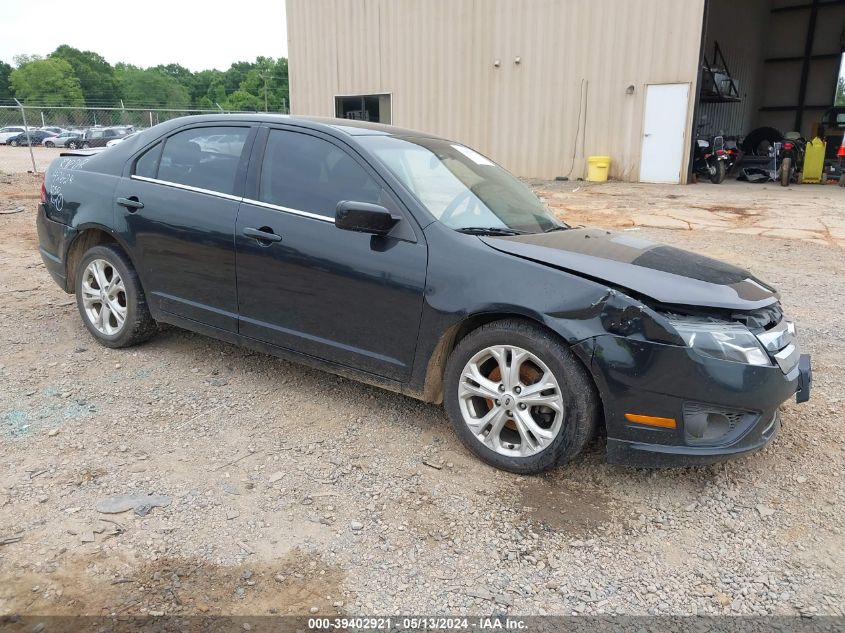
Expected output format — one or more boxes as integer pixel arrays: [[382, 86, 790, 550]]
[[36, 115, 811, 473]]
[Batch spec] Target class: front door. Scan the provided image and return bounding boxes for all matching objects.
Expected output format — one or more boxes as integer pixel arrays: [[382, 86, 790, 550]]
[[235, 127, 427, 380], [639, 83, 691, 184], [114, 124, 254, 332]]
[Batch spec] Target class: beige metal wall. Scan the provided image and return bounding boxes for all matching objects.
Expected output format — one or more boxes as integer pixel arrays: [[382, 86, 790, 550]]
[[287, 0, 706, 181]]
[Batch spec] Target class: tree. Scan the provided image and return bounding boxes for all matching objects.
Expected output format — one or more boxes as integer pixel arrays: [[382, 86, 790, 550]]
[[50, 45, 119, 106], [0, 61, 13, 101], [116, 65, 191, 108], [10, 58, 84, 106]]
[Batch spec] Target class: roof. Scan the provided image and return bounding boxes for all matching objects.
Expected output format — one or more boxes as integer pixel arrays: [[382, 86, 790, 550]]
[[150, 113, 441, 139]]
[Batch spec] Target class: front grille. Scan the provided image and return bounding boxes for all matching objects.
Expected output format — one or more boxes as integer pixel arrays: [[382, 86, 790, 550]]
[[732, 302, 783, 330], [755, 318, 799, 374]]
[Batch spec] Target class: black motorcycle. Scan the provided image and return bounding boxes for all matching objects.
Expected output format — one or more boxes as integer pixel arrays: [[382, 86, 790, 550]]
[[693, 134, 729, 184]]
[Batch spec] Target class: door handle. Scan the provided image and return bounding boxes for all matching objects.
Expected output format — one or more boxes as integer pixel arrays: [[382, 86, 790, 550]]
[[117, 196, 144, 211], [243, 227, 282, 243]]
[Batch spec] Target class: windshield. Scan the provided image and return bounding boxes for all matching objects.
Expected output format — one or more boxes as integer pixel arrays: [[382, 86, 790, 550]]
[[359, 135, 564, 234]]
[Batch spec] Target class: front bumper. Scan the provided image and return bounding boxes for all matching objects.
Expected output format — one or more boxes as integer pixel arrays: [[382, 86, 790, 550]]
[[574, 334, 811, 468]]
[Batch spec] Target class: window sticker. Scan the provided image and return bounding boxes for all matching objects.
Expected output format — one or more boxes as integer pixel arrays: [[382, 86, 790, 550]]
[[451, 144, 495, 166]]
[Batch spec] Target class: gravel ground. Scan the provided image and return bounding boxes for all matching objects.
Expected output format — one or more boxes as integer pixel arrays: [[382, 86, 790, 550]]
[[0, 165, 843, 618]]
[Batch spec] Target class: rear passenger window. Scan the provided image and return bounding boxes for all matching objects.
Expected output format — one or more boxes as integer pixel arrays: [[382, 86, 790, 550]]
[[259, 129, 384, 217], [134, 143, 161, 179], [157, 126, 249, 196]]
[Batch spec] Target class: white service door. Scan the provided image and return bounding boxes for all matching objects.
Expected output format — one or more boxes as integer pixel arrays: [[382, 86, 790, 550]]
[[639, 83, 690, 184]]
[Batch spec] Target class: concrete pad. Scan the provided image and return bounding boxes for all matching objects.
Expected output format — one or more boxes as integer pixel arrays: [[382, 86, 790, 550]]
[[760, 228, 826, 240], [631, 214, 690, 230]]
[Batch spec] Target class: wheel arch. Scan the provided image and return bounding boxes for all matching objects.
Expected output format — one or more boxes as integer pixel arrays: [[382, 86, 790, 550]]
[[417, 311, 599, 406], [64, 225, 139, 293]]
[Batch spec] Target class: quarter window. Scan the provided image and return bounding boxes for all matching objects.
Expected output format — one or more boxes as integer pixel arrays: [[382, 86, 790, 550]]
[[157, 126, 249, 195], [134, 143, 161, 179], [259, 129, 384, 217]]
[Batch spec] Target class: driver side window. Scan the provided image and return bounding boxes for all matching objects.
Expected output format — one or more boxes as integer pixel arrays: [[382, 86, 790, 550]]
[[259, 129, 385, 218]]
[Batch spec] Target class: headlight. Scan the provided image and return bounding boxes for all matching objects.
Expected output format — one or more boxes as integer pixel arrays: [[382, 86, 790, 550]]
[[668, 319, 771, 366]]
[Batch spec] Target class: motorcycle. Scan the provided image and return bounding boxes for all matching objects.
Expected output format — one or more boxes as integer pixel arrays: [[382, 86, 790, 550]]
[[723, 136, 742, 175], [778, 133, 806, 187], [693, 133, 729, 184]]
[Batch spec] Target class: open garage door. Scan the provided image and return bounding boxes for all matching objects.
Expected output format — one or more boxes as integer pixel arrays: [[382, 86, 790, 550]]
[[693, 0, 845, 184]]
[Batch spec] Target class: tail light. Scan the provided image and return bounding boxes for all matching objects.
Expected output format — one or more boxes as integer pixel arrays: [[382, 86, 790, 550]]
[[715, 149, 726, 156], [40, 176, 47, 204], [783, 142, 794, 151]]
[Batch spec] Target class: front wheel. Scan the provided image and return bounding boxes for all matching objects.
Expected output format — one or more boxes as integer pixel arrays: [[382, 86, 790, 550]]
[[75, 244, 156, 348], [45, 141, 54, 147], [780, 157, 792, 187], [67, 141, 78, 149], [710, 159, 727, 184], [443, 319, 600, 474], [10, 139, 18, 147]]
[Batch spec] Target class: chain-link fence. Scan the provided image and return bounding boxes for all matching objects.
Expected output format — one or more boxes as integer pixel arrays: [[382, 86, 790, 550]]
[[0, 103, 288, 132]]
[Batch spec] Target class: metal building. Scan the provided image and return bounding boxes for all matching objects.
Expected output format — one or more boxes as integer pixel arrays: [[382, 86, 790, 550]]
[[286, 0, 845, 183]]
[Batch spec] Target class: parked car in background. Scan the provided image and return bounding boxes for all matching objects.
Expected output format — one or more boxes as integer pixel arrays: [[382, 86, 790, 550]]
[[36, 114, 812, 473], [43, 131, 82, 148], [0, 126, 28, 144], [106, 131, 139, 148], [6, 130, 53, 146], [72, 127, 129, 149], [40, 126, 68, 136]]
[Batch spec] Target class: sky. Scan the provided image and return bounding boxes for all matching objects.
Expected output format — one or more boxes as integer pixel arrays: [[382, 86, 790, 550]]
[[0, 0, 288, 71]]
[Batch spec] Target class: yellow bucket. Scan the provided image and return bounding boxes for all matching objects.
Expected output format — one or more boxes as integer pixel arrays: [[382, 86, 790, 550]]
[[586, 156, 611, 182]]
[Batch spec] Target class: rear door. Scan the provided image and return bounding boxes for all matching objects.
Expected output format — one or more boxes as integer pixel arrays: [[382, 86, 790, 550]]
[[234, 126, 428, 380], [113, 124, 255, 332]]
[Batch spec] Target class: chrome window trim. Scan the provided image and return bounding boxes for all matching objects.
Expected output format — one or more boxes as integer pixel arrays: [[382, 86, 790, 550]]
[[130, 175, 334, 224], [131, 175, 243, 202], [241, 198, 334, 223]]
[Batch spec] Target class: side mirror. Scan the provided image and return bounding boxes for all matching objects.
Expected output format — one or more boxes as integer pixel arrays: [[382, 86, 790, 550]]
[[335, 201, 399, 236]]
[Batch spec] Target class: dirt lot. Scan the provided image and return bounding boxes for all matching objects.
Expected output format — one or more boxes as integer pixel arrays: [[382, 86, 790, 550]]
[[1, 151, 843, 618]]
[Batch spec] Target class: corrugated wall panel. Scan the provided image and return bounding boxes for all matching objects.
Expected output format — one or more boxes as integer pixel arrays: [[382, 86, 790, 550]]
[[287, 0, 705, 181]]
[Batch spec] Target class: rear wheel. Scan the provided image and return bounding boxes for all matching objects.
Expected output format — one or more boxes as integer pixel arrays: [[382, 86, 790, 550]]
[[45, 141, 54, 148], [444, 319, 599, 474], [780, 157, 792, 187], [10, 139, 18, 147], [82, 142, 90, 149], [75, 244, 156, 348]]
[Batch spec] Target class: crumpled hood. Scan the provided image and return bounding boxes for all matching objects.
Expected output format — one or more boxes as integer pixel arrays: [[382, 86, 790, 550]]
[[480, 229, 778, 311]]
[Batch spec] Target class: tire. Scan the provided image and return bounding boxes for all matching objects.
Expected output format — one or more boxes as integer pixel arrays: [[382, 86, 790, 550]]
[[82, 142, 90, 149], [45, 141, 54, 148], [780, 157, 792, 187], [443, 319, 600, 474], [74, 244, 156, 349], [67, 141, 78, 149], [710, 160, 726, 184], [742, 126, 783, 156], [10, 140, 18, 147]]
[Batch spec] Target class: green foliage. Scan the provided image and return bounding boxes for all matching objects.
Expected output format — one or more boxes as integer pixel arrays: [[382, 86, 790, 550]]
[[6, 45, 289, 111], [115, 64, 191, 108], [10, 58, 84, 106], [50, 45, 120, 106], [0, 61, 13, 101]]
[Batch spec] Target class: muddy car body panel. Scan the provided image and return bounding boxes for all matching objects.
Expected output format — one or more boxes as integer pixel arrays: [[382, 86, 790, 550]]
[[36, 114, 811, 468]]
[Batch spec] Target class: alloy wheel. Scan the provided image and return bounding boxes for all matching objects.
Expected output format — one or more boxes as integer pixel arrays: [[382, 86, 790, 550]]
[[457, 345, 565, 457], [80, 259, 127, 335]]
